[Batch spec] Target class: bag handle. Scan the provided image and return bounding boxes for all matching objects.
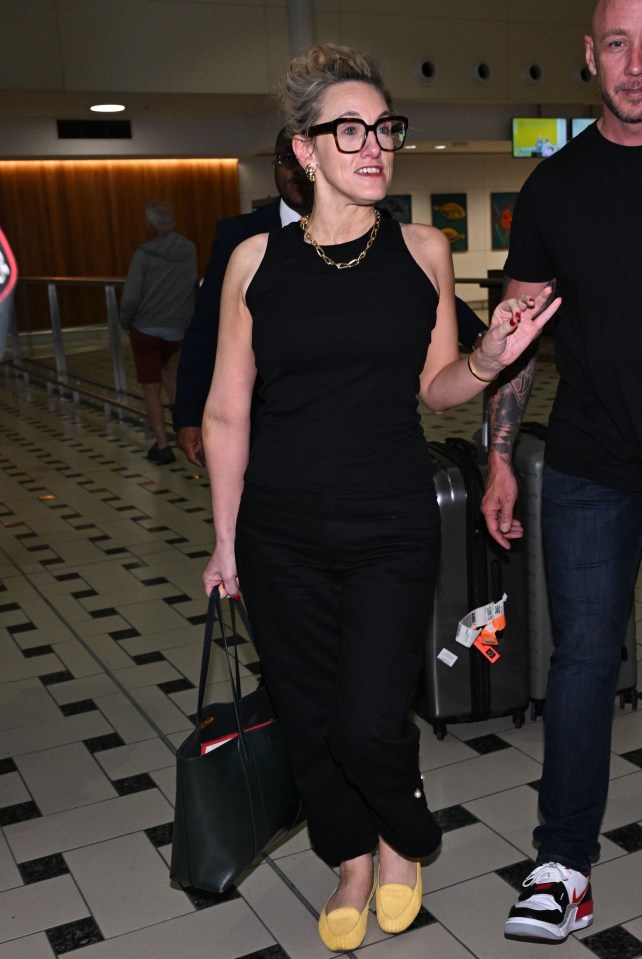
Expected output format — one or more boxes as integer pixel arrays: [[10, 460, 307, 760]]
[[195, 591, 257, 737], [228, 597, 255, 690]]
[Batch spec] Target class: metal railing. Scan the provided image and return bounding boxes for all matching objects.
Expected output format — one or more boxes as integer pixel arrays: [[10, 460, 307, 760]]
[[2, 273, 502, 421], [2, 275, 152, 421]]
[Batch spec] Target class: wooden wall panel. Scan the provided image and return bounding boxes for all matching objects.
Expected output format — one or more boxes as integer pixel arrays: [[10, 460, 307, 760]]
[[0, 158, 240, 276], [0, 158, 240, 329]]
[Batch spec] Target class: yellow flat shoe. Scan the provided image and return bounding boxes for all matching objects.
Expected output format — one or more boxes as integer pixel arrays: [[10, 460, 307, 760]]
[[375, 861, 422, 934], [318, 880, 376, 952]]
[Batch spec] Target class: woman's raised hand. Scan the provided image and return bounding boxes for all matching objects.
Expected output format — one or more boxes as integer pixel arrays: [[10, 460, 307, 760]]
[[479, 286, 562, 370]]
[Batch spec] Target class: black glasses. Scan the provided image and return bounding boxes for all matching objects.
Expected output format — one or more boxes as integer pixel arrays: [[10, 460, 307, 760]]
[[274, 150, 299, 168], [308, 115, 408, 153]]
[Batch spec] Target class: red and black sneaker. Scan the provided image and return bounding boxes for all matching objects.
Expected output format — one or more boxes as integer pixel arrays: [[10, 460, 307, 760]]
[[505, 862, 593, 942]]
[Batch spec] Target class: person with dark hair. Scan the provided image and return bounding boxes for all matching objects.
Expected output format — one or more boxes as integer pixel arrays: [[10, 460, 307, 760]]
[[482, 0, 642, 943], [202, 42, 559, 951], [173, 130, 313, 467], [120, 201, 197, 464]]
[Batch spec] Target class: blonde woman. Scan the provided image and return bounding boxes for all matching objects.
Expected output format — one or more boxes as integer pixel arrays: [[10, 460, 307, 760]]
[[202, 43, 559, 951]]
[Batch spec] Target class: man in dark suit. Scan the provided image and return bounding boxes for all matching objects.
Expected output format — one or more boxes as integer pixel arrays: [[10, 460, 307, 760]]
[[173, 129, 313, 466]]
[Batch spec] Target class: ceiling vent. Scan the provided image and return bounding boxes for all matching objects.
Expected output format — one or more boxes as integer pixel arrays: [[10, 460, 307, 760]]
[[57, 119, 132, 139]]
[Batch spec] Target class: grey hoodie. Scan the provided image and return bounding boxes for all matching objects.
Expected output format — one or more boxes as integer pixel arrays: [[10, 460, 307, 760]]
[[120, 231, 198, 335]]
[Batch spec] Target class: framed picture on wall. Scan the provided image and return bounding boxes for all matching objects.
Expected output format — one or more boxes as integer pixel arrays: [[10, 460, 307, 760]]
[[431, 193, 467, 252], [491, 192, 519, 250], [377, 194, 412, 223]]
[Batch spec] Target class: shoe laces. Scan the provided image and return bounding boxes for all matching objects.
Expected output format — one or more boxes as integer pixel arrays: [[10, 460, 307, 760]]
[[523, 862, 571, 888]]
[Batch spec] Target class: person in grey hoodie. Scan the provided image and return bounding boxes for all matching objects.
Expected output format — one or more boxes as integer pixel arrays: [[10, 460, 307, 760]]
[[120, 200, 197, 464]]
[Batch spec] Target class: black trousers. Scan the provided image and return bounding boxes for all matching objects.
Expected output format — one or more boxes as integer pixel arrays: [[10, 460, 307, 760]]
[[235, 482, 443, 866]]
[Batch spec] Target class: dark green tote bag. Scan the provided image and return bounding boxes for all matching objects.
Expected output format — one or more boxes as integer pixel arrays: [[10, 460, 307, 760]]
[[170, 592, 302, 893]]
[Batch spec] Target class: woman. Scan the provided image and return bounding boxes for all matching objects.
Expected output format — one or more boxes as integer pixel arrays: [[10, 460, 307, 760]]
[[202, 43, 559, 952]]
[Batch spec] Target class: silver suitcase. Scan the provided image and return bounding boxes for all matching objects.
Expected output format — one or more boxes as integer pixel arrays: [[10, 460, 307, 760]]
[[420, 438, 530, 739]]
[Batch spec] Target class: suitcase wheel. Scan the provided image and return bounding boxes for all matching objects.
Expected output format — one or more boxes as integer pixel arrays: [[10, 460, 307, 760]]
[[530, 700, 544, 722], [513, 710, 525, 729], [619, 688, 639, 710], [432, 722, 447, 741]]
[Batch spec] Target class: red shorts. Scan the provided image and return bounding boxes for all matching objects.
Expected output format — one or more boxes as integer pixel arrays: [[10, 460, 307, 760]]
[[129, 328, 182, 384]]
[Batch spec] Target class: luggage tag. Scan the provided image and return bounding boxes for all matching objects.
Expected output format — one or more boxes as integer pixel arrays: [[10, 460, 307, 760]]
[[439, 595, 507, 669], [478, 623, 499, 646], [473, 635, 501, 663], [437, 648, 458, 668], [455, 593, 507, 655]]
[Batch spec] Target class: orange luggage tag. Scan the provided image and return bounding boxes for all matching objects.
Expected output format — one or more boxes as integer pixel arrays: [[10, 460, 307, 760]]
[[473, 635, 501, 663], [438, 595, 508, 669], [455, 593, 507, 649]]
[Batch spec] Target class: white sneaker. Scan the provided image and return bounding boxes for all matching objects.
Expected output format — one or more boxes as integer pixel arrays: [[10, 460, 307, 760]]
[[505, 862, 593, 942]]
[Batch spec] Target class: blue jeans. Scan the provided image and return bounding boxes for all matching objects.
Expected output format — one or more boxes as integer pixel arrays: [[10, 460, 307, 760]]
[[535, 466, 642, 871]]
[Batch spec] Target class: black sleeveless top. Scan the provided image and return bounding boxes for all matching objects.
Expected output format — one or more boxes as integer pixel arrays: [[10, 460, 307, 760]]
[[244, 215, 438, 492]]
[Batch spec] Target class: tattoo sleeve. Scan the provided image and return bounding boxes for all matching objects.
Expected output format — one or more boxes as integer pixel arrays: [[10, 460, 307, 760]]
[[487, 345, 538, 464]]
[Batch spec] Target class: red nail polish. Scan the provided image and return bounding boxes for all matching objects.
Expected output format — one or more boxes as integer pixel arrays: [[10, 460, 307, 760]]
[[510, 318, 517, 327], [514, 311, 521, 319]]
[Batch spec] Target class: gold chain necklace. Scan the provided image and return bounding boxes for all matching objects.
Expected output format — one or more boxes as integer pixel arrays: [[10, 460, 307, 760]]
[[299, 210, 381, 270]]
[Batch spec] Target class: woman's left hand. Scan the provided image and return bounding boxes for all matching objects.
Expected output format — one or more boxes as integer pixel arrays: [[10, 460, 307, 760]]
[[479, 286, 562, 371], [202, 545, 241, 600]]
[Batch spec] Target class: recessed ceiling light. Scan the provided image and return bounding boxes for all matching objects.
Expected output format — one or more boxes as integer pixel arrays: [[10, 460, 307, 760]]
[[404, 144, 417, 150], [434, 144, 447, 150], [90, 103, 126, 113]]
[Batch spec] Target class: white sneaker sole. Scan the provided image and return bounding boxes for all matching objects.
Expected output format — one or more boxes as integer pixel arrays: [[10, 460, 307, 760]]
[[505, 911, 593, 942]]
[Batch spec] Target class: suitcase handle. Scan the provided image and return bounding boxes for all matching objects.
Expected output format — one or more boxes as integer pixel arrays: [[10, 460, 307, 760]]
[[444, 437, 479, 460], [520, 421, 548, 441]]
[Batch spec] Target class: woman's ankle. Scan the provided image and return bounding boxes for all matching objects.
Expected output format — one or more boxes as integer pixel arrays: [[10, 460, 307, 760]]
[[326, 854, 374, 912], [377, 838, 418, 887]]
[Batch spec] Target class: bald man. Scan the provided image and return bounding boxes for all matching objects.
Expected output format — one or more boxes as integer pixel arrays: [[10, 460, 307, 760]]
[[481, 0, 642, 942]]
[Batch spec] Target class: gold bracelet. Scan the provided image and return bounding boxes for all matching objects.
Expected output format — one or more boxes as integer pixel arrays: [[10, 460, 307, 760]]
[[467, 352, 498, 383]]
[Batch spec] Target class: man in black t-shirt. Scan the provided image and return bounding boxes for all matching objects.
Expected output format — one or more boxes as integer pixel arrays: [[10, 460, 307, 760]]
[[482, 0, 642, 944]]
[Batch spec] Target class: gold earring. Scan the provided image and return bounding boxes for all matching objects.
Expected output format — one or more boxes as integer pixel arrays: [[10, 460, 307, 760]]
[[305, 164, 316, 183]]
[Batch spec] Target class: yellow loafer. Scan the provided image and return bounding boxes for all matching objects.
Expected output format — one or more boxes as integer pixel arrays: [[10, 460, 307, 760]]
[[318, 880, 376, 952], [375, 861, 422, 934]]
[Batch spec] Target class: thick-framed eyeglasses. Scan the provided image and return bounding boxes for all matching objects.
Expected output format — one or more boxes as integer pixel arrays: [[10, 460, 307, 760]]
[[274, 150, 299, 168], [307, 115, 408, 153]]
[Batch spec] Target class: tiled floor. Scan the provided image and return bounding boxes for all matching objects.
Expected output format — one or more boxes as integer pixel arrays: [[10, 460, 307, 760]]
[[1, 348, 641, 959]]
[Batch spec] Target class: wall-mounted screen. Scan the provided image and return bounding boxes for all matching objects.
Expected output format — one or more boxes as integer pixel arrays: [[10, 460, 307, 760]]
[[571, 117, 597, 137], [512, 118, 568, 158]]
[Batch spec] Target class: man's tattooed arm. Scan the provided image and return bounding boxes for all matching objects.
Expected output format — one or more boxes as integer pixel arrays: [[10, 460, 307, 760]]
[[481, 275, 550, 547], [480, 348, 537, 548], [487, 345, 538, 464]]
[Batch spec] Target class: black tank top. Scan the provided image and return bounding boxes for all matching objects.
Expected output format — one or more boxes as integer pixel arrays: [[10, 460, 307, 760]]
[[245, 215, 438, 492]]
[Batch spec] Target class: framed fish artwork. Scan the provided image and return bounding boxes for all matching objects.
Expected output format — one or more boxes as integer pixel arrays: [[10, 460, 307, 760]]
[[377, 194, 412, 223], [431, 193, 467, 252], [491, 192, 519, 250]]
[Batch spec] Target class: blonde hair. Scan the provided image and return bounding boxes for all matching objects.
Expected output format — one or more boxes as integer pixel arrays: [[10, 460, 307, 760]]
[[281, 43, 392, 137]]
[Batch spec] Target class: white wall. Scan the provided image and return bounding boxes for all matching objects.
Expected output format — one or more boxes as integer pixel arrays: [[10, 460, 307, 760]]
[[0, 0, 598, 106], [0, 0, 597, 309], [393, 152, 540, 300], [0, 1, 599, 163]]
